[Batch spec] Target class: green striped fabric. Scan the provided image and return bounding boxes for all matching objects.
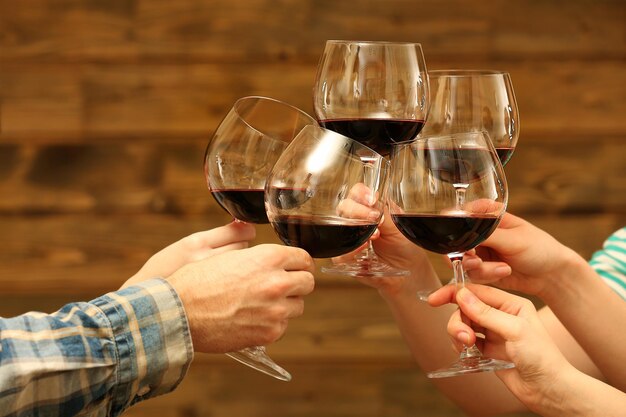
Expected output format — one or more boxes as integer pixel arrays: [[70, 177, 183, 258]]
[[589, 227, 626, 300]]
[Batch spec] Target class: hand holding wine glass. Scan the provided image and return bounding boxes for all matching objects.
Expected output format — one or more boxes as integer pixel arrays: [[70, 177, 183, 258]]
[[389, 131, 512, 378], [429, 283, 589, 413], [203, 96, 317, 381], [413, 70, 519, 299], [265, 125, 389, 261]]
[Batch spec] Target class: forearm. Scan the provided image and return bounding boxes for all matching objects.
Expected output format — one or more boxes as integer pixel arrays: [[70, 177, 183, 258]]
[[0, 307, 118, 414], [381, 278, 457, 371], [541, 254, 626, 390], [380, 267, 525, 416], [0, 278, 193, 416], [532, 367, 626, 417]]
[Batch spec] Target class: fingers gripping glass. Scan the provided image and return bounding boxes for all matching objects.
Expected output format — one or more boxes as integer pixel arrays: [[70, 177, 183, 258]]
[[312, 40, 429, 277], [204, 96, 317, 381], [389, 131, 514, 378], [265, 125, 389, 266]]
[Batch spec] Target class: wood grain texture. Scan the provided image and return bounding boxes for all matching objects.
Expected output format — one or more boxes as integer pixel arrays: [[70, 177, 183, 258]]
[[122, 362, 470, 417], [1, 60, 625, 139], [0, 141, 624, 216], [0, 213, 620, 297], [1, 0, 623, 63], [0, 0, 623, 416]]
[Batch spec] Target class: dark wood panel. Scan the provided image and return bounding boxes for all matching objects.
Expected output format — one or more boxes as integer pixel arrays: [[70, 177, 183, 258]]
[[0, 62, 316, 137], [504, 138, 626, 214], [0, 1, 619, 415], [1, 60, 625, 139], [0, 140, 624, 215], [0, 143, 218, 215], [0, 0, 622, 63]]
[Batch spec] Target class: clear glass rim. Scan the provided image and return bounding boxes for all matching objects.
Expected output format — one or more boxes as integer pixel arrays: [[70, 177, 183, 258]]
[[204, 96, 315, 176], [325, 39, 423, 48], [390, 130, 509, 214], [232, 95, 317, 140], [428, 69, 510, 77], [395, 130, 496, 150], [298, 124, 387, 161]]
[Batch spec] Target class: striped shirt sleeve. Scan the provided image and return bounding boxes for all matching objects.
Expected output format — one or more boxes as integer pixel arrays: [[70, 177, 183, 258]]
[[589, 227, 626, 300], [0, 278, 194, 417]]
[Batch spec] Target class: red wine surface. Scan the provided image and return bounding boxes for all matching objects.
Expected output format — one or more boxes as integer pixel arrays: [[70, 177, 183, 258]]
[[320, 118, 425, 156], [496, 147, 515, 166], [271, 215, 378, 258], [391, 213, 500, 254], [211, 189, 268, 224]]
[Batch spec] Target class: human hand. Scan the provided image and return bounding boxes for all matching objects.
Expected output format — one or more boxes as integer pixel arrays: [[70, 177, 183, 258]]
[[429, 284, 575, 411], [461, 212, 583, 298], [122, 222, 256, 288], [168, 244, 315, 353], [335, 182, 383, 223], [334, 185, 437, 297]]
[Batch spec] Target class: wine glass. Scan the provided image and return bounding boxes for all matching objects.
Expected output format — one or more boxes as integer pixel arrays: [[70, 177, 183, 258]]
[[203, 95, 316, 381], [265, 125, 389, 262], [423, 69, 520, 166], [389, 131, 514, 377], [313, 39, 429, 277], [416, 70, 519, 299]]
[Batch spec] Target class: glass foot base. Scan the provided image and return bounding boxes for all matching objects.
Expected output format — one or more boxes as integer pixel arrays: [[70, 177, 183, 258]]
[[416, 289, 435, 302], [322, 259, 410, 277], [226, 346, 292, 381], [427, 345, 515, 378]]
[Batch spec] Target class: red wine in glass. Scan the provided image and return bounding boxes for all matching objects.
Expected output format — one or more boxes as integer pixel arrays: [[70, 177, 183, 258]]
[[389, 132, 511, 378], [204, 96, 317, 382], [211, 187, 313, 224], [496, 147, 515, 166], [319, 118, 425, 157], [271, 215, 378, 258], [265, 124, 389, 273], [211, 189, 268, 224], [391, 213, 500, 255], [313, 40, 429, 278]]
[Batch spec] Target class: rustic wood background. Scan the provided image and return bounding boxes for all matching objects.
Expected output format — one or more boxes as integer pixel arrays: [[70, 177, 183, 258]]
[[1, 0, 624, 416]]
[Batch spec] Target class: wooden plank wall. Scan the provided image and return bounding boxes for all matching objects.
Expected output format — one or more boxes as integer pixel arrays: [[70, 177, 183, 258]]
[[0, 1, 624, 416]]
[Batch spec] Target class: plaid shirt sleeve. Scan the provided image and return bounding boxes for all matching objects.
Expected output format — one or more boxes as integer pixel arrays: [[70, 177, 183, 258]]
[[0, 278, 194, 417]]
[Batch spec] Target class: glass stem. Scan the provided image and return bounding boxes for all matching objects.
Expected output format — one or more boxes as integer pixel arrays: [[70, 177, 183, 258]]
[[449, 253, 483, 358], [449, 254, 466, 288], [355, 240, 378, 261], [454, 184, 469, 210], [355, 155, 381, 263]]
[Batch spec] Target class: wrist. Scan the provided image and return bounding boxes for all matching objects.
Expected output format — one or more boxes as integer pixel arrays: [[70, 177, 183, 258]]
[[537, 248, 590, 304], [534, 365, 621, 417], [377, 260, 441, 302], [529, 365, 578, 416]]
